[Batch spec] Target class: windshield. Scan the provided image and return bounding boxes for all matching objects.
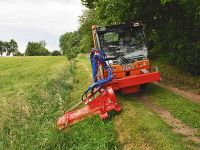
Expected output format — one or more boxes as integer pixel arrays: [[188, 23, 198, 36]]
[[98, 26, 147, 63]]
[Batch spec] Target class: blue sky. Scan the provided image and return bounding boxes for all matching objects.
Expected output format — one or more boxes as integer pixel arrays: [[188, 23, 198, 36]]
[[0, 0, 84, 52]]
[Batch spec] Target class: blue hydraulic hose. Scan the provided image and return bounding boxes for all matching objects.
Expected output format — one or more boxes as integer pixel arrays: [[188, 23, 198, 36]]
[[87, 49, 113, 91]]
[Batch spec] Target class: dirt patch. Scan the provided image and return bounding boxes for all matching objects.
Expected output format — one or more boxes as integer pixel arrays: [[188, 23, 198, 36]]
[[155, 82, 200, 104], [141, 95, 200, 144]]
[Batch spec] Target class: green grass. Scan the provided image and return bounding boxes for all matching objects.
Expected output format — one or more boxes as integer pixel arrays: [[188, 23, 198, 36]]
[[0, 56, 118, 149], [76, 56, 199, 149], [115, 94, 191, 150], [147, 84, 200, 131], [74, 55, 199, 149], [1, 55, 199, 150], [153, 59, 200, 94]]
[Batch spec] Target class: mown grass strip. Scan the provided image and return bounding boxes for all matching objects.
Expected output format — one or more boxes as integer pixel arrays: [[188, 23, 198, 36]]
[[147, 84, 200, 131], [115, 94, 190, 150]]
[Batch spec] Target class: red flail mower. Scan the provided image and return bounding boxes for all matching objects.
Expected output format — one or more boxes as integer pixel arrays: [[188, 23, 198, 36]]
[[57, 22, 160, 129]]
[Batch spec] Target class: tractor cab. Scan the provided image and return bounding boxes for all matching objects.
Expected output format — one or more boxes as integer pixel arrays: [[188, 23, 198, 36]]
[[93, 22, 147, 65], [92, 22, 153, 82]]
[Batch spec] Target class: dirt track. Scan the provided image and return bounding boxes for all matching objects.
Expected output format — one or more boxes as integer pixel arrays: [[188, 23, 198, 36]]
[[140, 95, 200, 144], [154, 82, 200, 104], [113, 84, 200, 150]]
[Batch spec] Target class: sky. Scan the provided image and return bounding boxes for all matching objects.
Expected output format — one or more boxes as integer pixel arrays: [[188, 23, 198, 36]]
[[0, 0, 84, 53]]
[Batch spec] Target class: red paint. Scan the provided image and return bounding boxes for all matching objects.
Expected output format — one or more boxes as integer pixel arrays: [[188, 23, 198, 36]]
[[57, 72, 160, 129], [57, 87, 121, 129], [107, 72, 160, 91]]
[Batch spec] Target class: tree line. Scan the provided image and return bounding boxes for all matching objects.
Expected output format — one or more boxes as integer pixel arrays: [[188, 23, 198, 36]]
[[60, 0, 200, 75], [0, 39, 19, 57], [0, 39, 61, 57], [25, 40, 61, 56]]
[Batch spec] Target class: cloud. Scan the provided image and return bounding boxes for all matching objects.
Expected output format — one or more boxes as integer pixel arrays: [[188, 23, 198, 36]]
[[0, 0, 84, 52]]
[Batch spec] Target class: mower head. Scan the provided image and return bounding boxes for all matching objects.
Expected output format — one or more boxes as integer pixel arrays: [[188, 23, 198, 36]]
[[57, 87, 121, 130]]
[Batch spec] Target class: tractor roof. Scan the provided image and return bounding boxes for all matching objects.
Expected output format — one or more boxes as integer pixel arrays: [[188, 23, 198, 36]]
[[95, 22, 143, 33]]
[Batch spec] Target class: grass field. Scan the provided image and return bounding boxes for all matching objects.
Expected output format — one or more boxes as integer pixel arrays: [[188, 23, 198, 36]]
[[0, 56, 118, 149], [0, 56, 200, 150]]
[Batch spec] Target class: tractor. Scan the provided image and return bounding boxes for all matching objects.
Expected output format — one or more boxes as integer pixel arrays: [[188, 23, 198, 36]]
[[57, 22, 160, 129]]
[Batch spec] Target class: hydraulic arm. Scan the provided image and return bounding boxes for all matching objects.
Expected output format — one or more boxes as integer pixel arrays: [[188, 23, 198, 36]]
[[57, 49, 121, 129]]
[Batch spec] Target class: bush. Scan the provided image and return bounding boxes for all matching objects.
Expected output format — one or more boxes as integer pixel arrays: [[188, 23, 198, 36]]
[[25, 41, 50, 56], [14, 51, 22, 56], [177, 43, 200, 74], [51, 50, 61, 56]]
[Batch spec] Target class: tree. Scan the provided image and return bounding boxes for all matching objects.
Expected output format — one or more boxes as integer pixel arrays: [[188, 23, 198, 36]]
[[59, 32, 80, 60], [14, 51, 22, 56], [0, 39, 19, 57], [81, 0, 95, 9], [51, 50, 61, 56], [80, 0, 200, 74], [0, 41, 6, 57], [7, 39, 18, 55], [40, 40, 47, 48], [25, 41, 50, 56], [78, 9, 97, 52]]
